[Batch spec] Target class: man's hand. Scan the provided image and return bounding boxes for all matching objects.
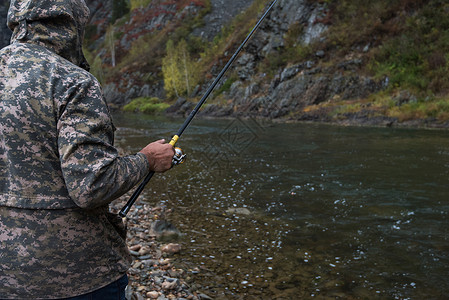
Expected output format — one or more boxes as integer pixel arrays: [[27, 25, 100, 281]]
[[139, 139, 175, 172]]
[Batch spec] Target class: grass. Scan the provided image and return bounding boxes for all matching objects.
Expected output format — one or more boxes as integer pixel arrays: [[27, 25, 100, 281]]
[[215, 74, 237, 96], [387, 98, 449, 122], [84, 0, 449, 124], [295, 0, 449, 123], [130, 0, 152, 11], [302, 92, 449, 123], [367, 1, 449, 95], [123, 97, 170, 114]]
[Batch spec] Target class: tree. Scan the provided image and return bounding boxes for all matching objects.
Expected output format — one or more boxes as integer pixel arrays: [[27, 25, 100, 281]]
[[162, 39, 200, 99], [106, 26, 116, 67], [162, 40, 180, 98]]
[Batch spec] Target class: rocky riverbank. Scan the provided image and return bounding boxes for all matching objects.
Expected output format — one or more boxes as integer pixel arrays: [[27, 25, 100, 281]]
[[110, 198, 212, 300], [109, 195, 300, 300], [165, 96, 449, 130]]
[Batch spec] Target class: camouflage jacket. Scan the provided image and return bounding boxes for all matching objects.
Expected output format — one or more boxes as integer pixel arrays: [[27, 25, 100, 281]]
[[0, 0, 150, 298]]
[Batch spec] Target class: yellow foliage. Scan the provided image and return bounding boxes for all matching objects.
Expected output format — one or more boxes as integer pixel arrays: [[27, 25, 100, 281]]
[[130, 0, 152, 10], [162, 39, 201, 99]]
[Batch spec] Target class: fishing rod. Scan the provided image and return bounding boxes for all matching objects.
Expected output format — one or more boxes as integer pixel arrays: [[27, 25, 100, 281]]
[[119, 0, 279, 217]]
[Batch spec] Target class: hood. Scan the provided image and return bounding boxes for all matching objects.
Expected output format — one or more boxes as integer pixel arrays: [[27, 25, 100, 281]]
[[7, 0, 90, 70]]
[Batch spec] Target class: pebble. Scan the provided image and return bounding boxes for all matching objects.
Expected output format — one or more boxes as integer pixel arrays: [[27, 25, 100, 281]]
[[138, 254, 153, 260], [146, 291, 159, 299], [138, 246, 153, 256], [161, 243, 182, 254], [129, 244, 141, 252], [110, 200, 203, 300], [162, 278, 180, 290]]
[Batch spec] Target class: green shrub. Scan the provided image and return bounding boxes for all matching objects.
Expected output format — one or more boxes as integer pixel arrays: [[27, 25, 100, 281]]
[[368, 1, 449, 95], [386, 98, 449, 122], [130, 0, 152, 10], [215, 74, 238, 95], [123, 97, 170, 114]]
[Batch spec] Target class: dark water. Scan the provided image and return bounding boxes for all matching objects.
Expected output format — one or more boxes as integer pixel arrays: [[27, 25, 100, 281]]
[[113, 113, 449, 299]]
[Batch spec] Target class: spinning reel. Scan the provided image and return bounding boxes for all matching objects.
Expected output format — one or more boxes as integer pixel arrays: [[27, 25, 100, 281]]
[[172, 147, 186, 166]]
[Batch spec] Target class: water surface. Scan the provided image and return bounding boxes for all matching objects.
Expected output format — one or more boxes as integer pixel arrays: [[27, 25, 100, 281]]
[[113, 113, 449, 299]]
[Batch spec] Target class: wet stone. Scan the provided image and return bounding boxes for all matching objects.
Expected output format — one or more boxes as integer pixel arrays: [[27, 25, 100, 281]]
[[146, 291, 159, 299], [129, 244, 142, 252], [109, 200, 200, 300], [161, 243, 182, 255], [162, 278, 181, 290]]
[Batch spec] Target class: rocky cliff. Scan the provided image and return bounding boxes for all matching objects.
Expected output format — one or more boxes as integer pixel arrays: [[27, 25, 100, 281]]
[[196, 0, 386, 120], [2, 0, 448, 127], [163, 0, 386, 123], [85, 0, 349, 113], [191, 0, 253, 41], [81, 0, 394, 126]]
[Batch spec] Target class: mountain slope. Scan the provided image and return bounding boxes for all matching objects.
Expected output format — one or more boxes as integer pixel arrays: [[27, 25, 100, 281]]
[[2, 0, 448, 127], [83, 0, 449, 127]]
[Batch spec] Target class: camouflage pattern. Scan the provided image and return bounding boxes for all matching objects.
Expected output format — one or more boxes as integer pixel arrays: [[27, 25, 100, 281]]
[[7, 0, 90, 70], [0, 0, 150, 298]]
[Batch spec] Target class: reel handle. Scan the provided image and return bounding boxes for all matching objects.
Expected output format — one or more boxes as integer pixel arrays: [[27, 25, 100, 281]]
[[172, 147, 186, 166]]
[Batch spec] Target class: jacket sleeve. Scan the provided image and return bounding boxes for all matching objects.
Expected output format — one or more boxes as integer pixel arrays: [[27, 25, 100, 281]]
[[57, 76, 150, 209]]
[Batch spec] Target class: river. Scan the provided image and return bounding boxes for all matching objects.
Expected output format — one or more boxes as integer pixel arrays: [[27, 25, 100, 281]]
[[113, 113, 449, 299]]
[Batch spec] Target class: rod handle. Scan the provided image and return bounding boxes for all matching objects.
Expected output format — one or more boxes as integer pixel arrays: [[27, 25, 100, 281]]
[[169, 135, 179, 147]]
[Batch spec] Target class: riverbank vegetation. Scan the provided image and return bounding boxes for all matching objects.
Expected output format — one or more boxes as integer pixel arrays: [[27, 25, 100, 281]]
[[123, 97, 170, 114], [85, 0, 449, 125], [301, 0, 449, 123]]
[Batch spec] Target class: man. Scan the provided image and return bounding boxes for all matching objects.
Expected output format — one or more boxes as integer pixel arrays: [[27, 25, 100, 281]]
[[0, 0, 174, 298]]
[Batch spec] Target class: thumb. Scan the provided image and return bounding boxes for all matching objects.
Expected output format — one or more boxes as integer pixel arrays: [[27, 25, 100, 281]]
[[155, 139, 166, 144]]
